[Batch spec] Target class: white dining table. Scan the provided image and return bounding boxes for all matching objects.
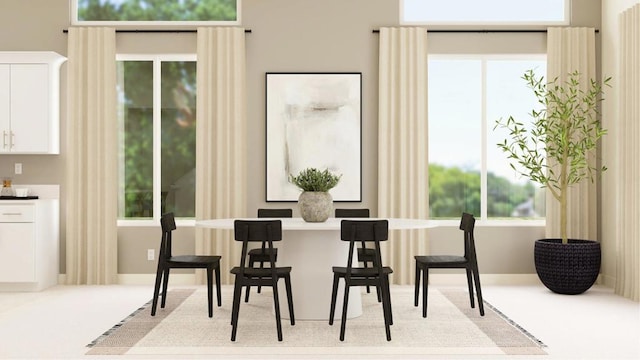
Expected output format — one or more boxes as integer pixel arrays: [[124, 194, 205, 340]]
[[196, 217, 436, 320]]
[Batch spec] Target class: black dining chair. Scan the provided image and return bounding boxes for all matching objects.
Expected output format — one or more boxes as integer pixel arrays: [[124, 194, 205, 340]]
[[244, 208, 293, 301], [414, 212, 484, 317], [151, 212, 222, 318], [231, 220, 295, 341], [329, 219, 393, 341], [334, 208, 377, 296]]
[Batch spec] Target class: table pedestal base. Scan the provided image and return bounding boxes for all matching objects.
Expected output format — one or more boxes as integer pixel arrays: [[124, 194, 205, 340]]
[[277, 229, 362, 320]]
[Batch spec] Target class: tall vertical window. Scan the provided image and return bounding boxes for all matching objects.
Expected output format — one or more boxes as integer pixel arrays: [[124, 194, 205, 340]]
[[117, 55, 197, 221], [428, 55, 546, 220], [74, 0, 239, 24]]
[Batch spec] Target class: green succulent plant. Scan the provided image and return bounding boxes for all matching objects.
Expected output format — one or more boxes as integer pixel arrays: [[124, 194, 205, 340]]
[[289, 168, 341, 192]]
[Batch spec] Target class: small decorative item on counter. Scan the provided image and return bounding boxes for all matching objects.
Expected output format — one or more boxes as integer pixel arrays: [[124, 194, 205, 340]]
[[1, 178, 14, 197], [15, 188, 29, 197]]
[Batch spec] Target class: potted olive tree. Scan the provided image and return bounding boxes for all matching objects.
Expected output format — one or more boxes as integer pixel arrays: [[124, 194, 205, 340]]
[[289, 168, 341, 222], [495, 70, 610, 294]]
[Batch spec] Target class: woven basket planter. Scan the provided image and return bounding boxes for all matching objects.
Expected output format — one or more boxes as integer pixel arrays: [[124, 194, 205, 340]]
[[534, 239, 601, 295]]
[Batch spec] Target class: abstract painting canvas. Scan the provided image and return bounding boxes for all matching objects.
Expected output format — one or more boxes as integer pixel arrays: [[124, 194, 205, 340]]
[[266, 72, 362, 202]]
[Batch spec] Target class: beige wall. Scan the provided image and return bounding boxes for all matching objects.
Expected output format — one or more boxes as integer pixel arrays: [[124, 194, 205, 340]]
[[0, 0, 605, 280], [600, 0, 640, 287]]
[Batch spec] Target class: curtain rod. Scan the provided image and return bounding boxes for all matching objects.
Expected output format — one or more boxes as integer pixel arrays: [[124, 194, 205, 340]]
[[372, 29, 599, 33], [63, 29, 251, 33]]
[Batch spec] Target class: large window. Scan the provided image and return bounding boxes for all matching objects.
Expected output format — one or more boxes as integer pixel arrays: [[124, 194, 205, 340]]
[[402, 0, 569, 25], [117, 55, 197, 222], [74, 0, 239, 24], [428, 55, 546, 220]]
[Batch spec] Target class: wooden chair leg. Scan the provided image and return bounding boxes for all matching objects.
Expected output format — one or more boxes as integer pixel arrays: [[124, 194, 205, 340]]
[[465, 268, 475, 308], [257, 260, 264, 294], [230, 280, 242, 341], [472, 267, 485, 316], [362, 258, 371, 293], [329, 274, 339, 325], [380, 277, 392, 341], [414, 263, 421, 307], [215, 266, 222, 307], [244, 260, 253, 303], [422, 268, 429, 318], [339, 282, 350, 341], [206, 266, 213, 318], [151, 265, 164, 316], [284, 274, 295, 325], [271, 278, 283, 341], [383, 274, 393, 326], [160, 268, 170, 308]]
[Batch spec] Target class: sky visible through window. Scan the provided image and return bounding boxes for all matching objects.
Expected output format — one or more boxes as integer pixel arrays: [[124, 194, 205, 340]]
[[429, 57, 546, 184], [403, 0, 567, 23], [428, 56, 546, 218]]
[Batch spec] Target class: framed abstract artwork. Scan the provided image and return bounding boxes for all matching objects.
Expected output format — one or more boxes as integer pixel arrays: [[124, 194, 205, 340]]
[[265, 72, 362, 202]]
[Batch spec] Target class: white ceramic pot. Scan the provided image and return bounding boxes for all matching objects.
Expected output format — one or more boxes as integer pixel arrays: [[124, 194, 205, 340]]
[[298, 191, 332, 222]]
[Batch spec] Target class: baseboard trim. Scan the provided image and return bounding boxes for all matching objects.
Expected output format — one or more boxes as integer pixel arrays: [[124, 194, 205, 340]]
[[57, 274, 197, 286]]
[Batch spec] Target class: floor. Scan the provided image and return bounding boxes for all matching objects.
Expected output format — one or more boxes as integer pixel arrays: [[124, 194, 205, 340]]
[[0, 284, 638, 360]]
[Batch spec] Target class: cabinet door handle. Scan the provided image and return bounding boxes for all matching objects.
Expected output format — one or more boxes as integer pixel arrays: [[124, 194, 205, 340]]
[[10, 131, 14, 149], [2, 130, 6, 149], [2, 213, 23, 216]]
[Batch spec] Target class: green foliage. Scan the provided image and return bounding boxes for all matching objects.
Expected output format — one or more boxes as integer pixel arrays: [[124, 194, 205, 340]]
[[78, 0, 237, 21], [494, 70, 610, 242], [121, 61, 196, 218], [289, 168, 342, 193], [428, 164, 542, 219]]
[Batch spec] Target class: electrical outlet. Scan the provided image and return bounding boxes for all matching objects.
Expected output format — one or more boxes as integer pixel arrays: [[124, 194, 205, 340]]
[[147, 249, 155, 261], [14, 163, 22, 175]]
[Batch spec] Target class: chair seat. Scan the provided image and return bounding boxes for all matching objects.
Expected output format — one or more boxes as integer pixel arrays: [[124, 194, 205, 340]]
[[231, 266, 292, 277], [415, 255, 468, 266], [332, 266, 393, 277], [167, 255, 221, 267]]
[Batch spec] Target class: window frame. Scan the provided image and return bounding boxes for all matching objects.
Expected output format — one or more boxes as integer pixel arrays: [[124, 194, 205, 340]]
[[116, 53, 197, 227], [71, 0, 241, 26], [427, 53, 547, 224], [400, 0, 570, 26]]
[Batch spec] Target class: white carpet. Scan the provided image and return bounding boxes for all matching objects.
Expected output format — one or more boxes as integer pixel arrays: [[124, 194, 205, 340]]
[[86, 286, 546, 356]]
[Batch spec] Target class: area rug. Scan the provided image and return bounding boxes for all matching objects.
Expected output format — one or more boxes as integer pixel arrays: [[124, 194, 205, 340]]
[[86, 286, 546, 356]]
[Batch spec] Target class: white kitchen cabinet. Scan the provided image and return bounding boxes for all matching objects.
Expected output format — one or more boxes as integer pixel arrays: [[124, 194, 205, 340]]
[[0, 200, 59, 291], [0, 52, 66, 154]]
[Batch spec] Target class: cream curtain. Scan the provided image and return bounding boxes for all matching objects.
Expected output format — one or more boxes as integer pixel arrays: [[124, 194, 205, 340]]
[[545, 27, 597, 241], [616, 5, 640, 301], [195, 27, 247, 285], [378, 27, 429, 284], [65, 27, 118, 285]]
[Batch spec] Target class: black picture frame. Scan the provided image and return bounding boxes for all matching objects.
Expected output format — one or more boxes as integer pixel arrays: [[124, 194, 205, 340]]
[[265, 72, 362, 202]]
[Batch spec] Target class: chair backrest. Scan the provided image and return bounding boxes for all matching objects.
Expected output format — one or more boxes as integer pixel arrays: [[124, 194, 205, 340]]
[[234, 220, 283, 270], [160, 212, 177, 232], [459, 212, 477, 260], [340, 220, 389, 273], [257, 208, 293, 218], [159, 213, 177, 260], [335, 208, 370, 218]]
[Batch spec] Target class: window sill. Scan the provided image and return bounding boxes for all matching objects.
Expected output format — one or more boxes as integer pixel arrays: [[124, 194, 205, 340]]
[[428, 219, 545, 227]]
